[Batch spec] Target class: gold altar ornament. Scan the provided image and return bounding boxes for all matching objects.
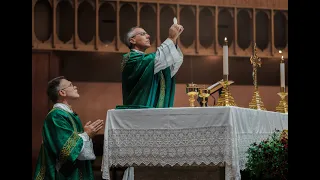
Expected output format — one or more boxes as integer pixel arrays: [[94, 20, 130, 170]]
[[198, 87, 210, 107], [186, 83, 199, 107], [248, 43, 267, 110], [275, 90, 288, 113], [276, 53, 288, 113], [216, 37, 237, 107], [216, 80, 237, 106], [280, 129, 288, 140]]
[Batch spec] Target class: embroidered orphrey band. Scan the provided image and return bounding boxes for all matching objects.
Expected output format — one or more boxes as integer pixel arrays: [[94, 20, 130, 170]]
[[121, 53, 130, 72], [79, 169, 83, 180], [157, 72, 166, 108], [35, 145, 46, 180], [59, 132, 81, 164]]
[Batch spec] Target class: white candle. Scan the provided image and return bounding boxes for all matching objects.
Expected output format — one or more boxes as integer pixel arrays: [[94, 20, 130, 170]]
[[280, 56, 285, 88], [223, 37, 228, 75]]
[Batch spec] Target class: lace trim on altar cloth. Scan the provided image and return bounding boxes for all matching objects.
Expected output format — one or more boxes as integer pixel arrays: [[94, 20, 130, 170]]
[[102, 126, 276, 180], [102, 126, 243, 180], [108, 126, 233, 166]]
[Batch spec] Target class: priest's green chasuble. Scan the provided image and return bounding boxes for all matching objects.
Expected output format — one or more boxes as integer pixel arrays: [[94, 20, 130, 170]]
[[33, 108, 94, 180], [116, 50, 176, 109]]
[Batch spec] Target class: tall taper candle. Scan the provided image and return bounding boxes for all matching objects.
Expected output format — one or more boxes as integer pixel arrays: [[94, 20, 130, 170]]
[[223, 37, 228, 75], [280, 55, 285, 88]]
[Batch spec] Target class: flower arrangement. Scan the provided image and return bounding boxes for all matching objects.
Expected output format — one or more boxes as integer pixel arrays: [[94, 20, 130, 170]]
[[245, 129, 288, 180]]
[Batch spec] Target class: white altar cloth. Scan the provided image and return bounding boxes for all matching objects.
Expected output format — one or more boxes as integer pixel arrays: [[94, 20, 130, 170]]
[[101, 106, 288, 180]]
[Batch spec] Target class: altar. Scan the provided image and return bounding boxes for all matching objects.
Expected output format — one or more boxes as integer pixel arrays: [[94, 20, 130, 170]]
[[101, 106, 288, 180]]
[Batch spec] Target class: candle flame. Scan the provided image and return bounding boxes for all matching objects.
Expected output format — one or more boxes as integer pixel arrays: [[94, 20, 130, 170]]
[[279, 50, 282, 54], [224, 37, 227, 41], [281, 56, 284, 59]]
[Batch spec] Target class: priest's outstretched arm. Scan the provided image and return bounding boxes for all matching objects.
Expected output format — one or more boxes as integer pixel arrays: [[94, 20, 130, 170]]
[[154, 38, 184, 77]]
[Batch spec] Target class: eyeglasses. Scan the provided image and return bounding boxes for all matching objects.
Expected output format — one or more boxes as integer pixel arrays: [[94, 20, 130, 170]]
[[59, 83, 74, 90], [131, 32, 149, 38]]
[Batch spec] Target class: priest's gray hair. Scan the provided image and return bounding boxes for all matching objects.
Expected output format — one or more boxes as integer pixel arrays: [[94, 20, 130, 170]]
[[124, 26, 140, 49], [47, 76, 65, 103]]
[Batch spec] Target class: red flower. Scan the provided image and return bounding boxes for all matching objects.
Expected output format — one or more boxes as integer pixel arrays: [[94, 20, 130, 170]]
[[281, 138, 288, 146]]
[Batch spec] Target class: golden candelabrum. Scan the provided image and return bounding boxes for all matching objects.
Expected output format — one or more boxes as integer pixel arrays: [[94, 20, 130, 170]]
[[186, 83, 199, 107], [248, 43, 267, 110], [198, 87, 210, 107], [276, 55, 288, 113]]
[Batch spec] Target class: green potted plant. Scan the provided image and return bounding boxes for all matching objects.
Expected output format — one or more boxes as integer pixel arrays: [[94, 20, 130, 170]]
[[244, 129, 288, 180]]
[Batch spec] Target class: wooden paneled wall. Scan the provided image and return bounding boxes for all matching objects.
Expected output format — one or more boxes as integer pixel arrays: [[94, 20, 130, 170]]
[[32, 51, 60, 174], [32, 0, 288, 58]]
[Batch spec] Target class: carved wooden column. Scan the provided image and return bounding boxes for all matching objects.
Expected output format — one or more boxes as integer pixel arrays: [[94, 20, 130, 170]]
[[74, 0, 79, 49], [195, 5, 199, 54], [32, 0, 35, 48], [234, 7, 237, 55], [156, 3, 160, 47], [95, 0, 99, 50], [52, 0, 57, 48], [271, 9, 275, 56], [214, 6, 218, 54], [116, 0, 120, 51], [137, 2, 140, 26]]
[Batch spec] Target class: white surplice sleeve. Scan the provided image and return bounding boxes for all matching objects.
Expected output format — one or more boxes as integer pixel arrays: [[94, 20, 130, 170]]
[[154, 38, 184, 77], [77, 132, 96, 160]]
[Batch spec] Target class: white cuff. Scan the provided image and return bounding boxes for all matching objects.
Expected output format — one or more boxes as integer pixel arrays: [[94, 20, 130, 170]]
[[77, 132, 96, 160]]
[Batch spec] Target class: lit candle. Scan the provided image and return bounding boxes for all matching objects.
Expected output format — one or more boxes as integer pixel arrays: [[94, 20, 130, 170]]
[[223, 37, 228, 75], [280, 55, 285, 88]]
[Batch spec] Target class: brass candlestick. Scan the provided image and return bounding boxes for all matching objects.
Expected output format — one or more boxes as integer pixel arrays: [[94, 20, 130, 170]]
[[186, 83, 199, 107], [198, 87, 210, 107], [276, 55, 288, 113], [216, 38, 237, 107], [248, 43, 266, 110], [216, 76, 237, 106], [276, 87, 288, 113]]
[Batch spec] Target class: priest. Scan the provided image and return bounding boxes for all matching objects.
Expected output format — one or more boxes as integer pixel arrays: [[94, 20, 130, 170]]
[[33, 76, 104, 180], [116, 22, 184, 109]]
